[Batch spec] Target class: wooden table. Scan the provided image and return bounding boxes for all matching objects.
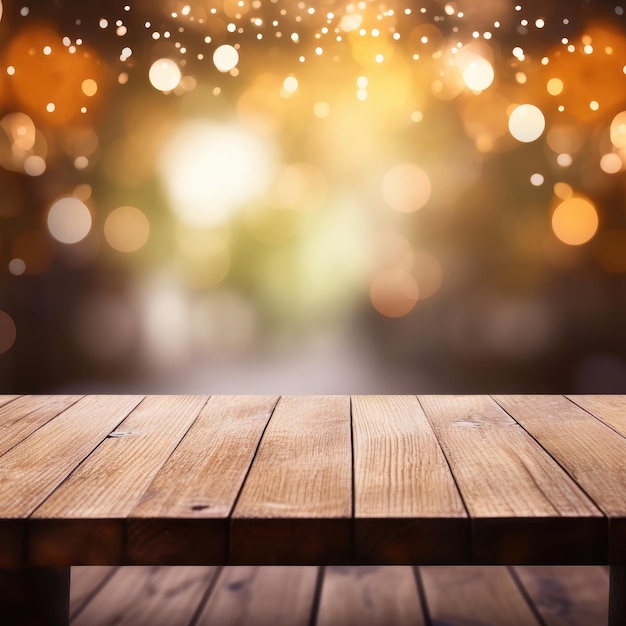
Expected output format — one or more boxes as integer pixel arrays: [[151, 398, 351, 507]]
[[0, 394, 624, 625]]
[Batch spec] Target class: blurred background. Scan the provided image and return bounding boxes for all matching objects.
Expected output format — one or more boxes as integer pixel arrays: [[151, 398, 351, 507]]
[[1, 0, 626, 394]]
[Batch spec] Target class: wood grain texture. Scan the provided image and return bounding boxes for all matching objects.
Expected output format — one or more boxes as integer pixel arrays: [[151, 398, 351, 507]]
[[514, 566, 609, 626], [127, 396, 278, 564], [494, 394, 626, 563], [231, 395, 352, 564], [352, 395, 468, 564], [317, 566, 425, 626], [0, 395, 21, 408], [419, 395, 604, 563], [196, 566, 318, 626], [72, 566, 218, 626], [568, 395, 626, 438], [0, 395, 82, 457], [30, 396, 207, 566], [420, 566, 540, 625], [0, 396, 142, 567]]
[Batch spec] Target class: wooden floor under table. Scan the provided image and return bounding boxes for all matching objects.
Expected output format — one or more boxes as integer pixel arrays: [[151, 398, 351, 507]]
[[69, 564, 610, 626]]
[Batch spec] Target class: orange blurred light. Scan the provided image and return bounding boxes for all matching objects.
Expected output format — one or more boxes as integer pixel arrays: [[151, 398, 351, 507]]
[[551, 196, 598, 245], [370, 269, 419, 317], [6, 24, 104, 125]]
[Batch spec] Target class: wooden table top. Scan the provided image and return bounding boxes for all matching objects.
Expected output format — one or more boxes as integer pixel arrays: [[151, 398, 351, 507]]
[[0, 394, 625, 568]]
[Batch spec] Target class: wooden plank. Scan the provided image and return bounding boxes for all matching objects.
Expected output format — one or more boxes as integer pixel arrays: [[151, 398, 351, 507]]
[[196, 566, 318, 626], [72, 566, 218, 626], [0, 394, 20, 408], [420, 566, 540, 625], [231, 396, 352, 564], [567, 395, 626, 438], [30, 396, 208, 566], [352, 395, 468, 564], [0, 395, 82, 457], [514, 566, 609, 626], [494, 395, 626, 563], [127, 396, 278, 564], [418, 395, 604, 564], [0, 395, 142, 567], [70, 566, 118, 619], [317, 566, 425, 626]]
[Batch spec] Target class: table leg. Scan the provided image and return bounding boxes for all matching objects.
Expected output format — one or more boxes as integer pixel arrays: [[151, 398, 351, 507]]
[[0, 567, 70, 626], [609, 565, 625, 626]]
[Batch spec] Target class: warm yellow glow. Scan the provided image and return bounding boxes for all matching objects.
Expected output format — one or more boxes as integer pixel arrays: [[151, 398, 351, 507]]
[[382, 163, 431, 212], [313, 101, 330, 118], [175, 230, 230, 289], [600, 153, 622, 174], [159, 121, 275, 227], [104, 206, 150, 252], [47, 197, 92, 244], [508, 104, 545, 142], [282, 75, 298, 93], [23, 155, 46, 176], [148, 58, 181, 92], [547, 78, 564, 95], [81, 78, 98, 96], [1, 112, 36, 151], [461, 57, 494, 91], [213, 44, 239, 72], [610, 111, 626, 148], [370, 269, 419, 317], [552, 197, 598, 245], [0, 310, 16, 355], [554, 182, 574, 199]]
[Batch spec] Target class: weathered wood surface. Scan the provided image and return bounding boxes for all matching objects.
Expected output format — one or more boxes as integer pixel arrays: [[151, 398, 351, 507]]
[[352, 395, 467, 563], [0, 395, 622, 566], [128, 395, 278, 564], [317, 566, 425, 626], [71, 566, 218, 626], [514, 565, 609, 626], [0, 395, 143, 567], [70, 566, 117, 620], [420, 566, 541, 625], [493, 395, 626, 563], [196, 566, 318, 626], [231, 396, 352, 564], [31, 396, 208, 565], [419, 395, 604, 563], [69, 565, 611, 625]]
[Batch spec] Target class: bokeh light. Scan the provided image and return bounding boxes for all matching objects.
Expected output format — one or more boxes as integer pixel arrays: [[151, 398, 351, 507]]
[[1, 1, 626, 394], [0, 311, 16, 354], [47, 197, 92, 244], [461, 57, 495, 92], [610, 111, 626, 148], [370, 270, 419, 318], [148, 58, 181, 92], [104, 206, 150, 253], [160, 121, 275, 227], [213, 45, 239, 72], [382, 163, 431, 213], [508, 104, 546, 142], [551, 197, 599, 246]]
